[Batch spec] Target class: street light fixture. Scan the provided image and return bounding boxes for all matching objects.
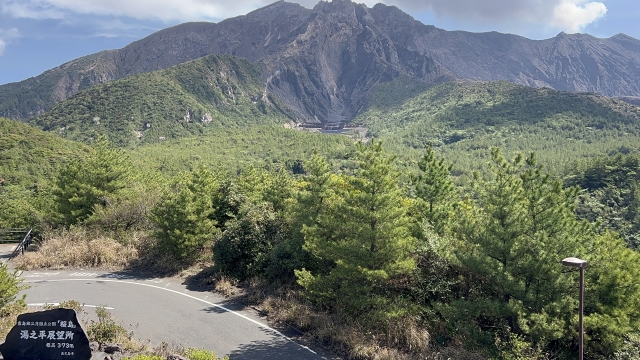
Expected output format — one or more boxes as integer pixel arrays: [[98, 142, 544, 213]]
[[562, 257, 587, 360]]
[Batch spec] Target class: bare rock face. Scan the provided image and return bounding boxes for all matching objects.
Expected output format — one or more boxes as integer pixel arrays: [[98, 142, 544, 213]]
[[261, 0, 452, 125], [2, 0, 640, 126], [369, 4, 640, 96]]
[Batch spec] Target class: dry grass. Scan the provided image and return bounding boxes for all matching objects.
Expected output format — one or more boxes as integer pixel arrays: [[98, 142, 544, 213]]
[[13, 228, 140, 270], [12, 226, 214, 278], [130, 244, 213, 277], [214, 276, 237, 298], [233, 279, 483, 360]]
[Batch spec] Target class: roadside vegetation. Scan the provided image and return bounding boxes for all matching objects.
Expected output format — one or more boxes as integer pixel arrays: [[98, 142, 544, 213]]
[[0, 263, 26, 341], [2, 79, 640, 359]]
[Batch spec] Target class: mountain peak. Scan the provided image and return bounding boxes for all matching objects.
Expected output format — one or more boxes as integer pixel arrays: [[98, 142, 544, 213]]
[[313, 0, 362, 13]]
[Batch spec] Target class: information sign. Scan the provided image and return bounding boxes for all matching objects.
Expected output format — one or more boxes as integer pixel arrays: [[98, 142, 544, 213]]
[[0, 308, 91, 360]]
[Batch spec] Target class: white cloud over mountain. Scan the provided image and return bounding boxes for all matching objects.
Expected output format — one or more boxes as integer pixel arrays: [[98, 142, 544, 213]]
[[0, 27, 19, 55], [552, 0, 607, 33], [385, 0, 607, 33], [1, 0, 608, 34]]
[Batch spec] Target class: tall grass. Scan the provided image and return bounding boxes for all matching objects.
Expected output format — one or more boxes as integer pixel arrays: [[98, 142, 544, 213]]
[[13, 228, 140, 270]]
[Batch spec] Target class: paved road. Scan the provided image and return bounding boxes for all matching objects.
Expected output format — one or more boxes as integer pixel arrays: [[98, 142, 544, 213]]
[[0, 243, 17, 263], [15, 270, 326, 360]]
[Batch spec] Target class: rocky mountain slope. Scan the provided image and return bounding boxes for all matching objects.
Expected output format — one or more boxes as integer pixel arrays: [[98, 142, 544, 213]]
[[2, 0, 640, 126]]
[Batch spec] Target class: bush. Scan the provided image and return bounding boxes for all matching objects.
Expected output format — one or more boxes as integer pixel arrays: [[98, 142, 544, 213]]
[[86, 182, 161, 233], [87, 306, 129, 344], [213, 203, 286, 281], [0, 263, 25, 310], [185, 348, 227, 360], [0, 263, 26, 339]]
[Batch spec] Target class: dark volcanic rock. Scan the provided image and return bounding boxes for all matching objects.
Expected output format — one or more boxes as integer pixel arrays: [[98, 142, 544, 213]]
[[2, 0, 640, 125]]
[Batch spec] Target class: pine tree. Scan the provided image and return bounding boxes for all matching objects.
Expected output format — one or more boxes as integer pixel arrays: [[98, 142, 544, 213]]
[[412, 144, 457, 235], [54, 136, 135, 226], [152, 166, 220, 263], [296, 140, 416, 315], [269, 151, 333, 278], [582, 230, 640, 357], [453, 149, 591, 350]]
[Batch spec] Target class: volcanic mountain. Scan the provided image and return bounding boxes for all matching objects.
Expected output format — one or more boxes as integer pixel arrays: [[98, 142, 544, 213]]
[[2, 0, 640, 127]]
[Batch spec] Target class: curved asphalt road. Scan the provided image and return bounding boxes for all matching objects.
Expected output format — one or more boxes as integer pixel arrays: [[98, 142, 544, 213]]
[[15, 270, 326, 360]]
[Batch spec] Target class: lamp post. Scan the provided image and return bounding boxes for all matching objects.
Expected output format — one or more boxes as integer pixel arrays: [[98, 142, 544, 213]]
[[562, 257, 587, 360]]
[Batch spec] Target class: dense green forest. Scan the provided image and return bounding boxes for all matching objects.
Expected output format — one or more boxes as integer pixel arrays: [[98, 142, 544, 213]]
[[357, 80, 640, 175], [3, 133, 640, 359], [0, 118, 88, 187], [3, 75, 640, 358], [129, 125, 358, 177]]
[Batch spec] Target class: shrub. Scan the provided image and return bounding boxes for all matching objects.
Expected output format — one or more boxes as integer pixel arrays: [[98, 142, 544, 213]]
[[0, 264, 26, 339], [87, 306, 129, 344], [185, 348, 227, 360], [213, 203, 286, 281]]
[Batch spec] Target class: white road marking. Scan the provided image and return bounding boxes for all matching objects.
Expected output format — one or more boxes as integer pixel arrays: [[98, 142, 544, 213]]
[[23, 272, 60, 278], [101, 273, 135, 279], [24, 278, 317, 355], [70, 272, 98, 277], [28, 303, 115, 310]]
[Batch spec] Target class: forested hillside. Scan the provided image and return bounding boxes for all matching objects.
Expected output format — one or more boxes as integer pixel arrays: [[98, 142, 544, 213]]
[[129, 125, 357, 177], [32, 54, 291, 147], [0, 118, 89, 228], [3, 74, 640, 359], [0, 117, 88, 187], [567, 153, 640, 249], [358, 80, 640, 174]]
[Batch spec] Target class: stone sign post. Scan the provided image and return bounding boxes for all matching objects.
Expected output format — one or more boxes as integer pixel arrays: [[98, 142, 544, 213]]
[[0, 308, 91, 360]]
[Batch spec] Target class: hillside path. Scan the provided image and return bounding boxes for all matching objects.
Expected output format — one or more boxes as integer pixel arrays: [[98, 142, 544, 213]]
[[13, 270, 328, 360]]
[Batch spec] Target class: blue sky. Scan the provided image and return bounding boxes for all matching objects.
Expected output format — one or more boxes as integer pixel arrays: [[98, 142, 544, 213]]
[[1, 0, 638, 86]]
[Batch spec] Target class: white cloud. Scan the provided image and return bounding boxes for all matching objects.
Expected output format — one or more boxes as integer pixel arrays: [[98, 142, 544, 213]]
[[0, 27, 19, 55], [1, 1, 65, 19], [1, 0, 267, 22], [366, 0, 608, 34], [552, 0, 607, 33]]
